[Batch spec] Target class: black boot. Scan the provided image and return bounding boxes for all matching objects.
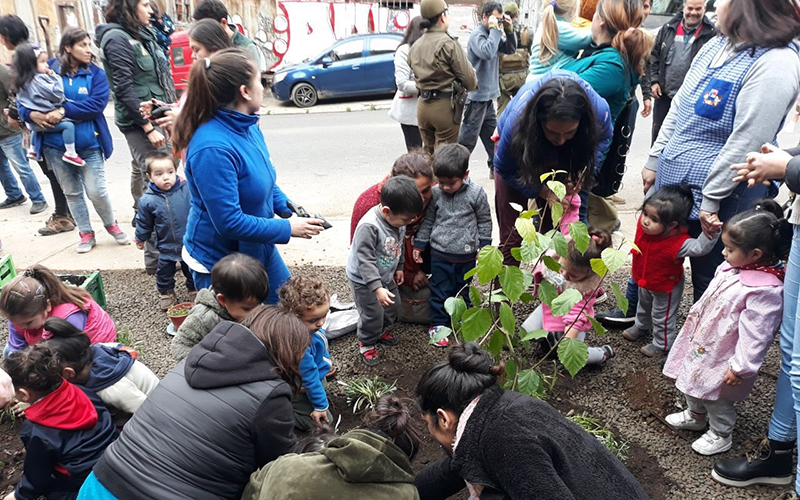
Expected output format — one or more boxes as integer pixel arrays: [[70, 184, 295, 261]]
[[712, 438, 794, 487]]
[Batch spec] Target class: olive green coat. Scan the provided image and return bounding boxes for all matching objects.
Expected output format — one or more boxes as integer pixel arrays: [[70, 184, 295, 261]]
[[241, 430, 420, 500], [408, 26, 477, 92]]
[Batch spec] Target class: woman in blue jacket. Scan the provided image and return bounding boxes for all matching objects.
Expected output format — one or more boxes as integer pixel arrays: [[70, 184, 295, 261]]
[[19, 28, 129, 254], [493, 70, 612, 265], [172, 48, 324, 303]]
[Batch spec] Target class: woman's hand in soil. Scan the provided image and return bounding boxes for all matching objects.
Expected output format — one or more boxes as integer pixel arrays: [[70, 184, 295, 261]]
[[411, 271, 429, 291], [290, 218, 324, 239], [731, 143, 791, 187], [0, 368, 13, 409], [375, 287, 395, 307], [412, 248, 424, 264], [311, 409, 329, 426], [723, 369, 743, 386]]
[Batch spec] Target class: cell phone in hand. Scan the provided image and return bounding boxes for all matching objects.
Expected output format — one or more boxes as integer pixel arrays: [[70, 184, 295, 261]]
[[151, 105, 172, 120]]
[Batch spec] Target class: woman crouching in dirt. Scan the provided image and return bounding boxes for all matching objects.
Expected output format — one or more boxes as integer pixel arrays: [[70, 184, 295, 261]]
[[76, 306, 307, 500], [414, 342, 649, 499]]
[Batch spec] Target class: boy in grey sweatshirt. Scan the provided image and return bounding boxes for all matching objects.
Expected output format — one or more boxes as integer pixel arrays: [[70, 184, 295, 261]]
[[347, 176, 423, 366], [412, 144, 492, 346]]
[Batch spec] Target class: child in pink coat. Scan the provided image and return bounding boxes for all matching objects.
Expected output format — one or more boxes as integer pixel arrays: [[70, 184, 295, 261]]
[[663, 200, 789, 456], [522, 227, 616, 365]]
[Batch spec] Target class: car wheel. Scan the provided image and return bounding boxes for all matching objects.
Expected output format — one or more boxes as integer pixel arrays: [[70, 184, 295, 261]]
[[291, 82, 318, 108]]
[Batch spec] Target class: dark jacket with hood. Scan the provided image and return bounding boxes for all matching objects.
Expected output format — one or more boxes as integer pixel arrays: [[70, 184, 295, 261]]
[[16, 380, 116, 500], [82, 344, 135, 392], [242, 429, 420, 500], [92, 321, 297, 500], [415, 385, 648, 500], [650, 12, 716, 91], [135, 177, 191, 261]]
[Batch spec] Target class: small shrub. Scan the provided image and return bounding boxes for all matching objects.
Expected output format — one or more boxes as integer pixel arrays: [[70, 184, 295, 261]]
[[116, 325, 145, 354], [345, 107, 351, 112], [567, 412, 629, 461], [338, 377, 397, 413], [369, 103, 376, 111]]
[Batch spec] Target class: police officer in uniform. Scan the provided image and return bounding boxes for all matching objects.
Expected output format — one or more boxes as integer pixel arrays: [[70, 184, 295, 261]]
[[408, 0, 477, 155]]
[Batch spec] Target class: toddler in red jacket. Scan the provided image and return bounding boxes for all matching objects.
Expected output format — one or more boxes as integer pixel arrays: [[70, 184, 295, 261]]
[[623, 186, 719, 357]]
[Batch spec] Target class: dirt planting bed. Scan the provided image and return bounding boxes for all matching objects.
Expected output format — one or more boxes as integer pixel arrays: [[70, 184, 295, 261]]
[[0, 266, 789, 499]]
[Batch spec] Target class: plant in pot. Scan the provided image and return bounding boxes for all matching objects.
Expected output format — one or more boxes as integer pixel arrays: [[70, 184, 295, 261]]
[[167, 302, 194, 329]]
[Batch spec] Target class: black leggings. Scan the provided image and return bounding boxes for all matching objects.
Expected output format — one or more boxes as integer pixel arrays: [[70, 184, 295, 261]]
[[37, 157, 70, 216], [400, 124, 422, 152]]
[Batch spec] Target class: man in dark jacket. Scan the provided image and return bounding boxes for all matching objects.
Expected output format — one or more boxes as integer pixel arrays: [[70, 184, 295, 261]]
[[649, 0, 716, 144], [90, 321, 297, 500]]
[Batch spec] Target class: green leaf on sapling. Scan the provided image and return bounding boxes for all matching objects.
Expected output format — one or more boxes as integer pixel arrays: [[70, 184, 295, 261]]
[[558, 337, 589, 377], [550, 289, 582, 317], [477, 246, 503, 284], [461, 308, 492, 342], [611, 282, 629, 315], [569, 222, 591, 254]]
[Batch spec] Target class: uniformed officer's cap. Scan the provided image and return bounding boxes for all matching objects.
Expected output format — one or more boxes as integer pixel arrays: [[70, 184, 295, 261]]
[[504, 2, 519, 15], [421, 0, 448, 19]]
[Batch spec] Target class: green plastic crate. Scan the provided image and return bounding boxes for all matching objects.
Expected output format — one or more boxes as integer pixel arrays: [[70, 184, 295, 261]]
[[57, 271, 107, 310], [0, 254, 16, 288]]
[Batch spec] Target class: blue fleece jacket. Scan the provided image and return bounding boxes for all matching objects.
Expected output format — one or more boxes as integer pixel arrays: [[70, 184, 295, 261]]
[[136, 178, 190, 261], [82, 344, 136, 393], [494, 70, 613, 199], [183, 107, 293, 294], [299, 329, 332, 411], [18, 61, 114, 159], [467, 24, 517, 102]]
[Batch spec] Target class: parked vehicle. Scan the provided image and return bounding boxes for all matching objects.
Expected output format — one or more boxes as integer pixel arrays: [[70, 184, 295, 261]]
[[271, 33, 403, 108], [170, 30, 192, 93]]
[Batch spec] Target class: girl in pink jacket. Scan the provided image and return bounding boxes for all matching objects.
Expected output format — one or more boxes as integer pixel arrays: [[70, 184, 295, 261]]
[[663, 200, 789, 457], [522, 227, 615, 366]]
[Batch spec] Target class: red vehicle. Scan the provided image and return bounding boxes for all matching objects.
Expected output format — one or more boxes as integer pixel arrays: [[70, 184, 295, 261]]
[[169, 30, 192, 92]]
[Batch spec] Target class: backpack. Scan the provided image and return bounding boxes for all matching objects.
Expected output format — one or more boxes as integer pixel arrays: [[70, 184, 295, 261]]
[[500, 26, 532, 72]]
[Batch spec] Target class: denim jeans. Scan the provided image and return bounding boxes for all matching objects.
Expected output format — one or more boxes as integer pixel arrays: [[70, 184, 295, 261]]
[[458, 100, 497, 166], [768, 225, 800, 493], [0, 133, 45, 203], [43, 146, 116, 234]]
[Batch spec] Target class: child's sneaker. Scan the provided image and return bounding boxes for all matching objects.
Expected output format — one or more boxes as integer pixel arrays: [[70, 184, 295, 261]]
[[62, 153, 86, 167], [76, 232, 96, 253], [601, 345, 616, 363], [160, 291, 177, 311], [377, 331, 399, 346], [622, 325, 648, 342], [428, 326, 450, 348], [324, 367, 337, 379], [692, 430, 733, 456], [359, 344, 381, 366], [640, 343, 667, 357], [665, 409, 707, 431], [595, 287, 608, 304], [105, 223, 131, 245]]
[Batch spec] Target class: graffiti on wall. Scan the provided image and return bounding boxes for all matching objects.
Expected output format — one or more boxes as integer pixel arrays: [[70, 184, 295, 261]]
[[245, 2, 478, 72]]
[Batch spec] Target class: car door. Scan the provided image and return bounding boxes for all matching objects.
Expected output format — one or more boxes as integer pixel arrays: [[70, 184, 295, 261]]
[[313, 38, 366, 98], [364, 36, 401, 94]]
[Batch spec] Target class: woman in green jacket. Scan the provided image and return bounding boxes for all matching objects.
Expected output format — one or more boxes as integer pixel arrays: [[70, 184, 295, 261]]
[[242, 395, 422, 500]]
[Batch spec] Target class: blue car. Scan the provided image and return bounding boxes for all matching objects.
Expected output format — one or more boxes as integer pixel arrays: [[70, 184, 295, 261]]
[[271, 33, 403, 108]]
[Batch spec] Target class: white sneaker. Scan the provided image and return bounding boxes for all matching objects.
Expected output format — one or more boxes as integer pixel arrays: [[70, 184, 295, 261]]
[[692, 430, 732, 456], [665, 409, 707, 431]]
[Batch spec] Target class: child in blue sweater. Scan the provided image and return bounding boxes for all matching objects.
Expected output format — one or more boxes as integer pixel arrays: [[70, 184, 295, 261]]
[[134, 151, 196, 311], [279, 275, 334, 430]]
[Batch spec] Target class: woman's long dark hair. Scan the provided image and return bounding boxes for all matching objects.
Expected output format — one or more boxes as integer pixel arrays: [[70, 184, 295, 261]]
[[400, 17, 425, 47], [188, 18, 233, 54], [10, 42, 39, 91], [511, 77, 598, 189], [104, 0, 146, 36], [58, 27, 93, 76], [721, 0, 800, 52], [172, 48, 254, 152]]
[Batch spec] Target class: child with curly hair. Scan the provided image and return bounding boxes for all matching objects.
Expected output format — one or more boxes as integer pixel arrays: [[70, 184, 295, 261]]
[[279, 275, 334, 430]]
